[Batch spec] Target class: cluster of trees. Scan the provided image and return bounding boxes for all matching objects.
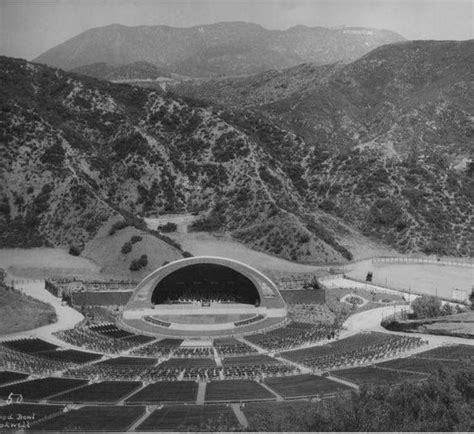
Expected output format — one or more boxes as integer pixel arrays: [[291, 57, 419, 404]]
[[157, 222, 177, 232], [411, 295, 463, 319]]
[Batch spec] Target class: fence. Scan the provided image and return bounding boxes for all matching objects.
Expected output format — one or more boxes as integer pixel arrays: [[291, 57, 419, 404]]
[[372, 256, 474, 268]]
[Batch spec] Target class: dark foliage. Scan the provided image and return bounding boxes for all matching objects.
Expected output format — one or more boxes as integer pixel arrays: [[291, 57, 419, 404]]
[[68, 245, 82, 256], [130, 254, 148, 271], [157, 222, 177, 233]]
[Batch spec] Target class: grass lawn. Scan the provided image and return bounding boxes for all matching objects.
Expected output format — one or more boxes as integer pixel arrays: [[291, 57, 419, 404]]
[[0, 283, 56, 334]]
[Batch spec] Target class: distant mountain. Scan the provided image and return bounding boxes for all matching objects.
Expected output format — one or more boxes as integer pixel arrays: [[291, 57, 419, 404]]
[[71, 61, 173, 81], [173, 40, 474, 255], [34, 22, 404, 77]]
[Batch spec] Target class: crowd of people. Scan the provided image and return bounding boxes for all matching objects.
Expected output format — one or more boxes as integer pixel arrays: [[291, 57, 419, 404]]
[[130, 339, 183, 358], [54, 327, 141, 354], [246, 321, 340, 351], [222, 363, 299, 379], [0, 346, 71, 375], [214, 339, 257, 357], [162, 287, 256, 305], [63, 358, 299, 382], [182, 366, 222, 381], [288, 304, 336, 324], [65, 364, 182, 382], [284, 335, 426, 372], [173, 347, 214, 358]]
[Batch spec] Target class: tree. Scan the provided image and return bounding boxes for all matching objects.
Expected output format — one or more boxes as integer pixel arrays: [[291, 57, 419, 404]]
[[441, 303, 454, 316], [411, 295, 442, 319], [121, 241, 132, 254], [68, 245, 82, 256], [129, 254, 148, 271]]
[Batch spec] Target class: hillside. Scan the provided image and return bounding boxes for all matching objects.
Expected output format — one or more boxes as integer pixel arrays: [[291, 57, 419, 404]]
[[0, 56, 356, 264], [82, 217, 183, 278], [1, 41, 472, 261], [0, 282, 57, 334], [71, 61, 173, 81], [34, 22, 404, 77], [173, 40, 474, 256]]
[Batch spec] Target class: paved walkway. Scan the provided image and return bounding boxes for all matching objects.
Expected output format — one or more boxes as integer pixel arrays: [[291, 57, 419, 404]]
[[230, 403, 249, 429], [341, 304, 474, 348]]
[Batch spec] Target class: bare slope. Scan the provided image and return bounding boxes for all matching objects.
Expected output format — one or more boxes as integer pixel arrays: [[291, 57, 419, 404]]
[[83, 217, 183, 278]]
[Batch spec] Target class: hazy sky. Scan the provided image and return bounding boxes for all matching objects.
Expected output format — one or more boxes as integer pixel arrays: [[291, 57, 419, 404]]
[[1, 0, 472, 60]]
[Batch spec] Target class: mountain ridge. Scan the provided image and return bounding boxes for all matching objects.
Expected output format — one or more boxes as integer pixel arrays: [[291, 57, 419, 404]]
[[33, 21, 404, 77]]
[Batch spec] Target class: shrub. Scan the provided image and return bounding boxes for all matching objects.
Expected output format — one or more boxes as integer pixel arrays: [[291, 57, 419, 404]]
[[68, 245, 82, 256], [182, 251, 193, 258], [157, 222, 177, 232], [130, 254, 148, 271], [121, 241, 132, 254], [130, 235, 142, 244], [109, 220, 128, 236]]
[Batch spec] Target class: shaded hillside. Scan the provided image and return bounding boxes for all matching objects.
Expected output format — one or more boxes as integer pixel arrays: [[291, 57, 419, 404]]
[[34, 22, 404, 77], [173, 41, 474, 256], [0, 56, 354, 264]]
